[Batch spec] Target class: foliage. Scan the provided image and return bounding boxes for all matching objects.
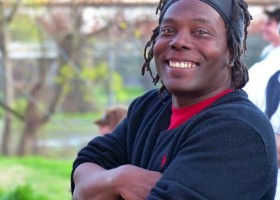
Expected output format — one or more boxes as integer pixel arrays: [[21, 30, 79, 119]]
[[92, 85, 144, 109], [122, 87, 144, 101], [1, 0, 152, 156], [9, 14, 40, 42], [55, 61, 132, 107], [0, 184, 48, 200], [112, 73, 126, 101], [0, 156, 72, 200], [57, 64, 76, 83], [89, 62, 109, 82], [81, 61, 140, 106], [13, 98, 28, 117]]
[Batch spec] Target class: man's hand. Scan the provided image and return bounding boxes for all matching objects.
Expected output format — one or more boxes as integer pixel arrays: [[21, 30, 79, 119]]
[[73, 163, 162, 200], [73, 163, 119, 200], [111, 165, 162, 200]]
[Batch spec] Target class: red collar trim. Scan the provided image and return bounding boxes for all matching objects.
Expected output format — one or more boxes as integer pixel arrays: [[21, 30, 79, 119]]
[[168, 89, 233, 130]]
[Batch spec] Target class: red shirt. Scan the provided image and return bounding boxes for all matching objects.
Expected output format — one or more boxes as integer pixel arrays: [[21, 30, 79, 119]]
[[168, 90, 233, 130]]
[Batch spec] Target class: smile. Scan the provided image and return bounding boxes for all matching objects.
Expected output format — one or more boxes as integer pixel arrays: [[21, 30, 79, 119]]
[[169, 60, 197, 69]]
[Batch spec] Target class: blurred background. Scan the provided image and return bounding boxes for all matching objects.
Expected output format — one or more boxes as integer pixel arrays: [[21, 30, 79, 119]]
[[0, 0, 279, 199]]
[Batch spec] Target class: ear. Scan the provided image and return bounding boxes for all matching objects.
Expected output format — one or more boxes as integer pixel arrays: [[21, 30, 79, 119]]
[[227, 49, 234, 67]]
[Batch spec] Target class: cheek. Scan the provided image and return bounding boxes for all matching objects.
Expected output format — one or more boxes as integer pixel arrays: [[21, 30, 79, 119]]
[[213, 38, 229, 60], [153, 40, 164, 69], [153, 40, 161, 58], [203, 45, 229, 70], [267, 24, 278, 33], [153, 37, 169, 55], [204, 46, 222, 60]]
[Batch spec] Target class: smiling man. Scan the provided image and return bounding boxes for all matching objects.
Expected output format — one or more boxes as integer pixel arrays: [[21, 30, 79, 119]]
[[71, 0, 278, 199]]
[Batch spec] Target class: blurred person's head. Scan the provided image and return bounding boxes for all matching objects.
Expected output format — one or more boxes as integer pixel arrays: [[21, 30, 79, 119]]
[[94, 105, 128, 135], [262, 8, 280, 45]]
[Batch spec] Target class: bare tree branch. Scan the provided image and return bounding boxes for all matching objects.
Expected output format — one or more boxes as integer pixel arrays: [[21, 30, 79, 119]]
[[7, 0, 22, 24], [0, 100, 24, 121]]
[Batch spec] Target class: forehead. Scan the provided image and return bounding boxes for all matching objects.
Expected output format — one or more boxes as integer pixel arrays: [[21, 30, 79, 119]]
[[162, 0, 224, 25]]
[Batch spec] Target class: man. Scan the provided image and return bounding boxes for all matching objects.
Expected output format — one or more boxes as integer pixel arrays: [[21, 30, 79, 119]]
[[260, 8, 280, 60], [244, 8, 280, 165], [244, 7, 280, 199], [71, 0, 278, 199]]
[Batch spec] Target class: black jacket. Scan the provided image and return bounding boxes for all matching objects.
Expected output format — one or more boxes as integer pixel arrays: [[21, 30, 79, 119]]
[[72, 89, 278, 200]]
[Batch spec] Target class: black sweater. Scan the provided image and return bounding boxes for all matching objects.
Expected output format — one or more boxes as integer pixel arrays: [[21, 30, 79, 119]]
[[72, 89, 278, 200]]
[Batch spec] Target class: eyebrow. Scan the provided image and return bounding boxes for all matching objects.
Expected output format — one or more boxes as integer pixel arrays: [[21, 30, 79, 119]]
[[192, 17, 212, 24], [161, 16, 213, 25]]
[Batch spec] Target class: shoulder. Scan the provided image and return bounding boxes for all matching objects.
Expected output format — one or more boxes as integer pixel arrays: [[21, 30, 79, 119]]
[[193, 90, 277, 162], [248, 60, 266, 74], [209, 90, 270, 127], [246, 58, 280, 92], [265, 45, 280, 59], [193, 90, 274, 146], [201, 90, 276, 159]]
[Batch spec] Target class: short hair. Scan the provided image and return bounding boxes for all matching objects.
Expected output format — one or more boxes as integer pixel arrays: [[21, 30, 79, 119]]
[[264, 8, 280, 23]]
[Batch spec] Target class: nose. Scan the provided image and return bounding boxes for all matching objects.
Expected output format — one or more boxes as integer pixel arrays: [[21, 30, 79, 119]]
[[169, 32, 191, 50]]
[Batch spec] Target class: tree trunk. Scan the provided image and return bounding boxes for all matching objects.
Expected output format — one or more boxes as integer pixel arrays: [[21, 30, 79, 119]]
[[18, 122, 39, 156], [17, 49, 64, 155], [0, 1, 14, 156]]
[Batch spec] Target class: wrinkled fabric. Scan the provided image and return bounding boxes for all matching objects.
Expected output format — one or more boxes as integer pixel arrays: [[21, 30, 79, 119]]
[[71, 89, 277, 199]]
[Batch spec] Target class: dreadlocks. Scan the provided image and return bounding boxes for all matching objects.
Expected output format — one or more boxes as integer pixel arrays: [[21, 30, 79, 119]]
[[141, 0, 252, 96], [230, 0, 252, 89]]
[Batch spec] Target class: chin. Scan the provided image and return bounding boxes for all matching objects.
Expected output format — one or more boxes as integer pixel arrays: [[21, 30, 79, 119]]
[[166, 88, 191, 96]]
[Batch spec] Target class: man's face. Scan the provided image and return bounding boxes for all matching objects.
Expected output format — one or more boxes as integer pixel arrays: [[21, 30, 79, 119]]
[[262, 17, 279, 43], [153, 0, 231, 107]]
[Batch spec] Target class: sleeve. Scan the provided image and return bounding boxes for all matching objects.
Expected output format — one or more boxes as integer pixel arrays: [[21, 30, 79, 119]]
[[70, 89, 163, 193], [70, 90, 160, 172], [73, 118, 129, 169], [147, 119, 275, 200], [70, 115, 129, 193]]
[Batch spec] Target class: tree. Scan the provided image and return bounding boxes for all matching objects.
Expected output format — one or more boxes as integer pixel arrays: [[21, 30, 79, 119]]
[[17, 37, 63, 155], [1, 1, 156, 156], [0, 0, 22, 156], [17, 1, 94, 155]]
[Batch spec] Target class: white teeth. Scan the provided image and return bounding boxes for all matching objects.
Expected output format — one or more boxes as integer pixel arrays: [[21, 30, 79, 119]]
[[169, 60, 196, 69]]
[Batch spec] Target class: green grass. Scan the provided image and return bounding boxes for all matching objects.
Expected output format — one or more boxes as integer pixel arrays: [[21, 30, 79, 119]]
[[0, 156, 72, 200]]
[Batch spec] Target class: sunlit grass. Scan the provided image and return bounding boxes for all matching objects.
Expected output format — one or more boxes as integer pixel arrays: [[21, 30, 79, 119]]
[[0, 156, 72, 200]]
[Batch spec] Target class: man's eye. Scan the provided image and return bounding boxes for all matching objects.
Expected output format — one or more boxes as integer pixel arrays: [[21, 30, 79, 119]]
[[193, 29, 211, 37], [197, 30, 208, 35], [161, 27, 174, 34]]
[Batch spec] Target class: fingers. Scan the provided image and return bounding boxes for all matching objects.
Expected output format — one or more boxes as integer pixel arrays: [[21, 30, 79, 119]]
[[113, 165, 162, 200]]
